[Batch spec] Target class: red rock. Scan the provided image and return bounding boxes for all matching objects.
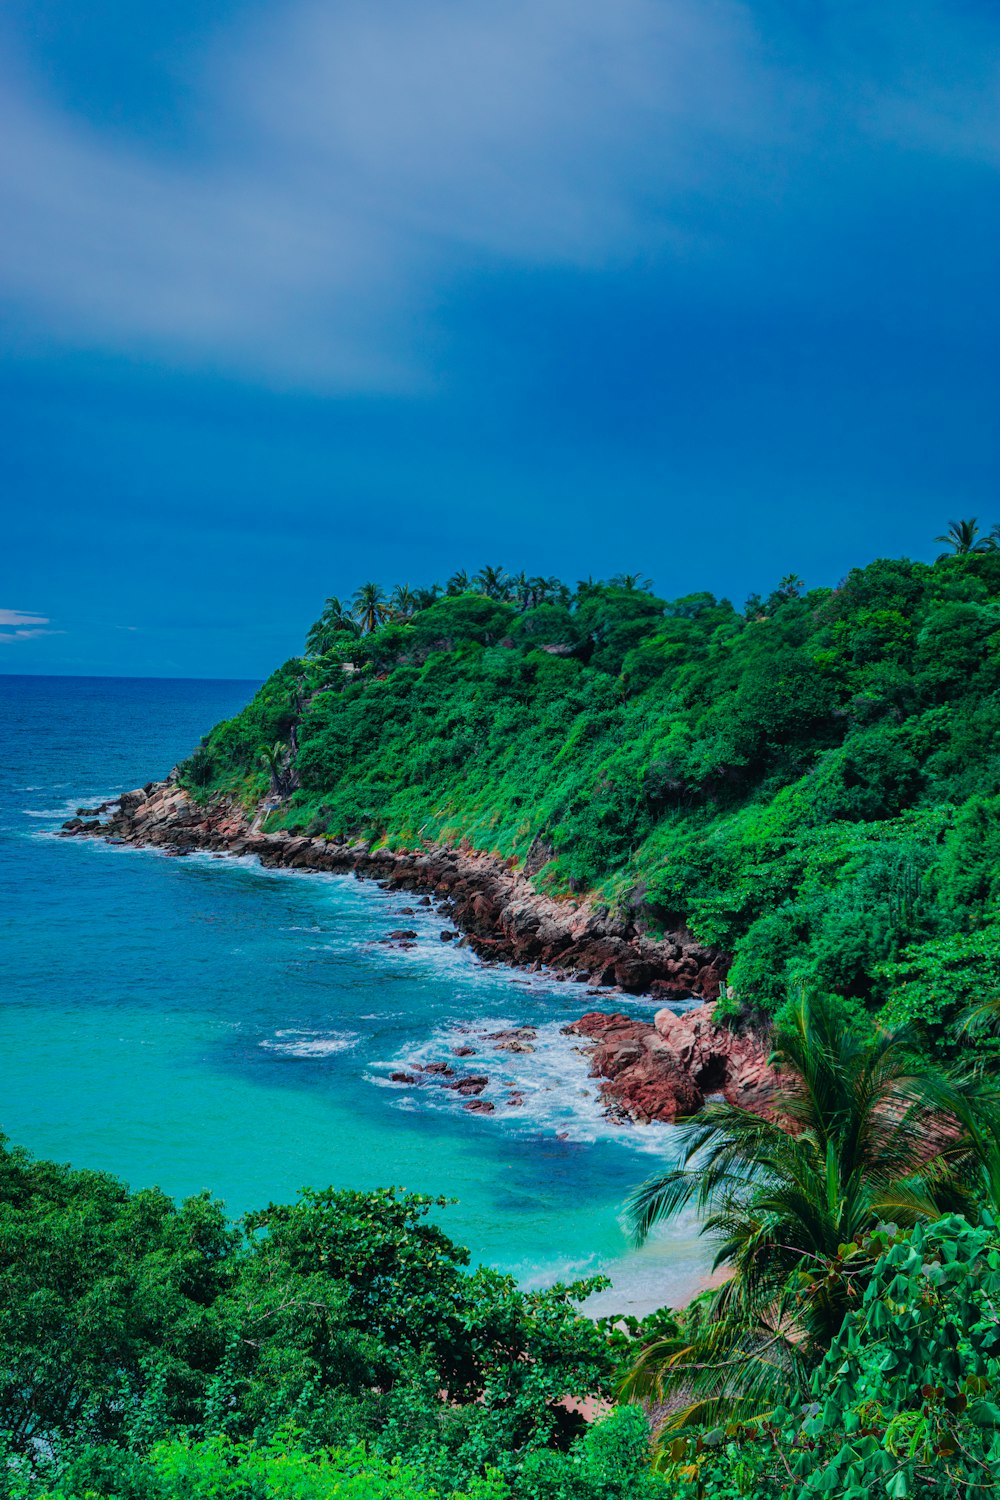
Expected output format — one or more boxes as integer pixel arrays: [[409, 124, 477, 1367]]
[[450, 1076, 489, 1095], [565, 1004, 777, 1125]]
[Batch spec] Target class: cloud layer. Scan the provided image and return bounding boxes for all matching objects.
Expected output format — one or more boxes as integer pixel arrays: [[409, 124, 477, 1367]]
[[0, 0, 997, 389]]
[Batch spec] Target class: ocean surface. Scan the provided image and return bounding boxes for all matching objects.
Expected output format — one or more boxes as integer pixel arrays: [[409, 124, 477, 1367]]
[[0, 674, 710, 1311]]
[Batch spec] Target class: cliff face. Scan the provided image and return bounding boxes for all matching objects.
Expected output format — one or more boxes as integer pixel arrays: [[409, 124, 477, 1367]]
[[61, 779, 729, 1000]]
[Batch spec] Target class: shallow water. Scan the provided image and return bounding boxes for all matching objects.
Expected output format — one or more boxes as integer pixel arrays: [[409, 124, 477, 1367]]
[[0, 674, 710, 1311]]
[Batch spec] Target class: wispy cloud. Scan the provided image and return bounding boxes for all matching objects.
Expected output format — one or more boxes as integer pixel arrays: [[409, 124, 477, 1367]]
[[0, 0, 995, 389], [0, 607, 59, 642], [0, 608, 49, 627]]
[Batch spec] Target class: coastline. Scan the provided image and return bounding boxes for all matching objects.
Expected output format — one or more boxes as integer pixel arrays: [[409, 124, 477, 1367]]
[[61, 778, 776, 1131], [53, 772, 764, 1316], [61, 777, 729, 1002]]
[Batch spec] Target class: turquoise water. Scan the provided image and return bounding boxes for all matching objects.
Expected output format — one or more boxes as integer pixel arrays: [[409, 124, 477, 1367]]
[[0, 675, 708, 1311]]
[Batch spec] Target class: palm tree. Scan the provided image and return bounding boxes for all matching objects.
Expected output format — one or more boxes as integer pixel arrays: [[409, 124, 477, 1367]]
[[610, 572, 653, 592], [624, 995, 968, 1427], [260, 741, 290, 796], [305, 596, 359, 655], [351, 582, 389, 634], [446, 570, 470, 596], [472, 565, 510, 601], [389, 583, 416, 620], [410, 584, 441, 611], [522, 574, 569, 608], [935, 519, 991, 559]]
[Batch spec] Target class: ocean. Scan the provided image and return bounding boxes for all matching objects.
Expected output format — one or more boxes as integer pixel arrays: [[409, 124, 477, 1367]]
[[0, 673, 709, 1311]]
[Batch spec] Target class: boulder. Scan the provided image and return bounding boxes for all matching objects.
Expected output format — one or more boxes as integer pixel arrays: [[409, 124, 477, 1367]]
[[566, 1005, 777, 1124], [450, 1075, 489, 1096]]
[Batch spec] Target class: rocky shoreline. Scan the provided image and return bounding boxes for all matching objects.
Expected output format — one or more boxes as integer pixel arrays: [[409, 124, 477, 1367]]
[[60, 778, 775, 1126], [61, 779, 730, 997]]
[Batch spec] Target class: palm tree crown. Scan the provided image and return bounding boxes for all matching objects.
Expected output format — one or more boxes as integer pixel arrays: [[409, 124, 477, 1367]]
[[305, 596, 360, 654], [472, 565, 510, 600], [610, 572, 653, 592], [624, 996, 969, 1426], [389, 583, 416, 620], [351, 583, 389, 634], [935, 518, 992, 559]]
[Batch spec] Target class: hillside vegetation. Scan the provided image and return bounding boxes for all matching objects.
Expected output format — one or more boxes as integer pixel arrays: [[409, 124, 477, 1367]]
[[183, 543, 1000, 1037], [6, 1129, 1000, 1500]]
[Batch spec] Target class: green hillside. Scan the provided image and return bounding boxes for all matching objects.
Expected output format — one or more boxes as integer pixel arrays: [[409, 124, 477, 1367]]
[[183, 546, 1000, 1039]]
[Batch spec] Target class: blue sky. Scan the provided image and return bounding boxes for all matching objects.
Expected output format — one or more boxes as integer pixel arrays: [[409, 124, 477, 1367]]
[[2, 0, 998, 677]]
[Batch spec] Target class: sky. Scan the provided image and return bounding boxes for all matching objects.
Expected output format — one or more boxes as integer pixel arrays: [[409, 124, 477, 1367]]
[[2, 0, 998, 678]]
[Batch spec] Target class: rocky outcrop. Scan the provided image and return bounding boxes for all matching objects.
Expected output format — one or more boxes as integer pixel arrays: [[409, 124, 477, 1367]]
[[564, 1004, 778, 1125], [59, 780, 730, 1002]]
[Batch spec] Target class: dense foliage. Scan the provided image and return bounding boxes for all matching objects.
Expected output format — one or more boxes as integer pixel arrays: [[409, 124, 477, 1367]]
[[660, 1214, 1000, 1498], [0, 1137, 679, 1500], [182, 546, 1000, 1028], [7, 1130, 1000, 1498]]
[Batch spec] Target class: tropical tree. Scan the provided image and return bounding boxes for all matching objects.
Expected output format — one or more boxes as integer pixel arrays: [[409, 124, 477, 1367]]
[[351, 582, 389, 634], [510, 570, 532, 609], [304, 596, 359, 654], [519, 574, 570, 608], [624, 995, 971, 1427], [389, 583, 416, 619], [935, 518, 991, 559], [610, 572, 653, 592], [446, 570, 470, 596], [472, 565, 510, 600], [410, 584, 441, 611], [259, 740, 292, 796]]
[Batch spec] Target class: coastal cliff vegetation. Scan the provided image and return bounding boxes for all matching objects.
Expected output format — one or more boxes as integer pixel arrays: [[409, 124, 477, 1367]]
[[20, 531, 1000, 1496], [181, 539, 1000, 1040]]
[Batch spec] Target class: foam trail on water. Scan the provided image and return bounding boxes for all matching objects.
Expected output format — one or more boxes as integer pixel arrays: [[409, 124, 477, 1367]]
[[373, 1018, 682, 1157], [259, 1029, 357, 1058]]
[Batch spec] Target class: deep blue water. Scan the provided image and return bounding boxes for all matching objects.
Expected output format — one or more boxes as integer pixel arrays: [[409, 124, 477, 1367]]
[[0, 674, 707, 1310]]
